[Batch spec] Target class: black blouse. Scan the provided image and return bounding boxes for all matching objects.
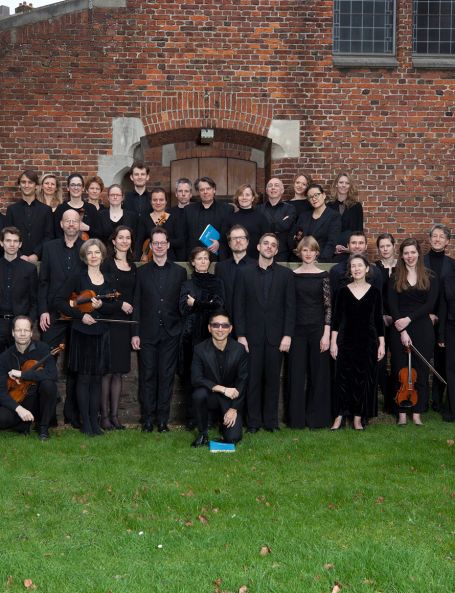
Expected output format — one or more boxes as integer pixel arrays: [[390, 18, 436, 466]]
[[294, 271, 331, 335]]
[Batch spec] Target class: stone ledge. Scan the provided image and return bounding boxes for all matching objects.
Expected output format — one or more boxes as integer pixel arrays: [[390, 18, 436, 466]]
[[0, 0, 126, 32], [412, 56, 455, 69], [333, 55, 398, 68]]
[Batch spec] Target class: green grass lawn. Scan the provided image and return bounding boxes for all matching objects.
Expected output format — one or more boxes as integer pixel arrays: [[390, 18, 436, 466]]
[[0, 414, 454, 593]]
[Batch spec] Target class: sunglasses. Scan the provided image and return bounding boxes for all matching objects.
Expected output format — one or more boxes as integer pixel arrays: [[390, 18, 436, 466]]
[[210, 322, 231, 329]]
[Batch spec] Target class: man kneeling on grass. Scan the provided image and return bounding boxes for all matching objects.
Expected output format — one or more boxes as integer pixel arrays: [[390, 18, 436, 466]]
[[191, 311, 248, 447], [0, 315, 58, 440]]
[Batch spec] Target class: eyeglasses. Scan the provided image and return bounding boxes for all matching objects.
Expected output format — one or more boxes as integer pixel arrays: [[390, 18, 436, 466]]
[[69, 183, 83, 189], [308, 192, 323, 200], [151, 241, 168, 247], [229, 236, 248, 242], [210, 322, 231, 329]]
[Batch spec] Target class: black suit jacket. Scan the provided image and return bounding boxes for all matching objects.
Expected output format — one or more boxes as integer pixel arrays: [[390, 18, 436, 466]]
[[191, 337, 248, 410], [38, 237, 84, 315], [234, 262, 296, 346], [327, 201, 363, 246], [5, 199, 54, 259], [290, 207, 341, 262], [183, 201, 233, 259], [0, 257, 38, 320], [214, 255, 255, 317], [133, 260, 187, 342]]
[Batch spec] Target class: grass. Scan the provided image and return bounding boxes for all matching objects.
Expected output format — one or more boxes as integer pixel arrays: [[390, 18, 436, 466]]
[[0, 414, 454, 593]]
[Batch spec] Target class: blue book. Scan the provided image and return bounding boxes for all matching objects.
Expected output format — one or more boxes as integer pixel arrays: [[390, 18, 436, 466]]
[[209, 440, 236, 453], [199, 224, 220, 253]]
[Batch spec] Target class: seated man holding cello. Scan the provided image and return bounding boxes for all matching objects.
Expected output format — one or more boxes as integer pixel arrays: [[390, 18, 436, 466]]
[[0, 315, 58, 440]]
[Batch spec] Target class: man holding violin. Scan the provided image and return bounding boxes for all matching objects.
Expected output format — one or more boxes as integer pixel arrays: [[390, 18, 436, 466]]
[[0, 316, 58, 440]]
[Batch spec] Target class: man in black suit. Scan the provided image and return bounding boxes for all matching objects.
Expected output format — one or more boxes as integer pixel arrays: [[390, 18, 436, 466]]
[[38, 209, 84, 426], [424, 223, 455, 411], [5, 170, 54, 262], [169, 177, 193, 261], [183, 176, 232, 260], [215, 224, 255, 318], [132, 227, 187, 432], [0, 227, 38, 353], [191, 311, 248, 447], [123, 161, 151, 222], [329, 231, 383, 299], [0, 315, 58, 440], [234, 233, 296, 432], [257, 177, 296, 261]]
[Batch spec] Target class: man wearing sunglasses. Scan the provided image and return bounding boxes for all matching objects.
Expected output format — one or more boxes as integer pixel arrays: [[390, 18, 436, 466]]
[[190, 311, 248, 447]]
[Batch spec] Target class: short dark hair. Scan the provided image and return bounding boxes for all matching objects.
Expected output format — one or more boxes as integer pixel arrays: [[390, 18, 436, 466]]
[[305, 182, 325, 197], [376, 232, 395, 249], [176, 177, 192, 191], [208, 310, 231, 325], [346, 253, 371, 279], [129, 161, 150, 175], [227, 224, 249, 241], [0, 226, 22, 242], [67, 172, 85, 188], [17, 170, 39, 186], [195, 176, 216, 191], [150, 226, 169, 241], [107, 225, 135, 264], [12, 315, 33, 331], [150, 187, 167, 199], [348, 230, 367, 243], [189, 246, 211, 267]]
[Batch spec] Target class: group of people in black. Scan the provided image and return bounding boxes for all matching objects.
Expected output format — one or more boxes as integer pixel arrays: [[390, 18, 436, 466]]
[[0, 163, 454, 447]]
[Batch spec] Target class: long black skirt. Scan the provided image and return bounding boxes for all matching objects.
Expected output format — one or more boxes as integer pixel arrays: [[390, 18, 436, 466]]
[[68, 328, 110, 375]]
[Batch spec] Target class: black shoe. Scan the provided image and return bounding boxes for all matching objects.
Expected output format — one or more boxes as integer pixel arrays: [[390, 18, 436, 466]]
[[264, 426, 280, 433], [39, 428, 50, 441], [431, 401, 441, 412], [191, 433, 209, 447], [158, 423, 170, 433], [110, 416, 125, 430], [142, 419, 153, 432], [247, 427, 260, 434]]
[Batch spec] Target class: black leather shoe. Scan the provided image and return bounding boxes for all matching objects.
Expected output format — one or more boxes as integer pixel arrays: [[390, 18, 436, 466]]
[[158, 423, 170, 433], [39, 428, 50, 441], [191, 433, 209, 447], [247, 427, 260, 434], [142, 420, 153, 432]]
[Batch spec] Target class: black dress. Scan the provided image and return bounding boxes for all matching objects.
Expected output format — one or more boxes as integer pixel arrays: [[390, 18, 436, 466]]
[[287, 271, 332, 428], [101, 258, 137, 374], [55, 271, 119, 375], [327, 200, 364, 247], [388, 275, 438, 413], [96, 209, 138, 246], [332, 285, 384, 419]]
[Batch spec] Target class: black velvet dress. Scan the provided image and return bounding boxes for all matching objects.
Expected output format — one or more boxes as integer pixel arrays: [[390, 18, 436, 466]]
[[287, 271, 332, 428], [332, 285, 384, 419], [101, 258, 137, 374]]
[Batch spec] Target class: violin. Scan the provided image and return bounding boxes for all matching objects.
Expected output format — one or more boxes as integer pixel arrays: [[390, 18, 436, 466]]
[[8, 344, 64, 404], [78, 207, 89, 241], [61, 289, 121, 319], [141, 212, 170, 261], [395, 347, 418, 408]]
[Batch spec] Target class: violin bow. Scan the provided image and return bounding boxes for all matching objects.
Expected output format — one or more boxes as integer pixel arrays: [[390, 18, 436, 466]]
[[58, 317, 137, 324], [409, 343, 447, 385]]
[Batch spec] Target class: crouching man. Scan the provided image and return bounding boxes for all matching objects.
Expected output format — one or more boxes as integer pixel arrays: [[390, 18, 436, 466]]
[[0, 315, 58, 440], [191, 311, 248, 447]]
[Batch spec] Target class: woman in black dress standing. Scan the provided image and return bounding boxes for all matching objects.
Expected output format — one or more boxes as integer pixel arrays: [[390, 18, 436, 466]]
[[96, 184, 138, 246], [55, 238, 119, 436], [328, 172, 363, 260], [287, 236, 332, 428], [289, 172, 313, 216], [289, 183, 341, 263], [220, 184, 269, 259], [330, 254, 385, 430], [388, 238, 438, 426], [100, 226, 137, 430], [179, 247, 225, 428]]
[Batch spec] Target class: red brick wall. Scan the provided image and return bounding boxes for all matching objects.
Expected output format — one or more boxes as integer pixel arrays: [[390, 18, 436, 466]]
[[1, 0, 454, 255]]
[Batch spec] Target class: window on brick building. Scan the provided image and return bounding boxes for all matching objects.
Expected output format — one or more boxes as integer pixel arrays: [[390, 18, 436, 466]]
[[413, 1, 455, 55], [333, 0, 397, 67]]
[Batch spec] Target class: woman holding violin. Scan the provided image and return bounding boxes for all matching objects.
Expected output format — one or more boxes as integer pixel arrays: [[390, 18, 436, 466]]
[[55, 238, 120, 436], [100, 226, 137, 430], [388, 238, 438, 426]]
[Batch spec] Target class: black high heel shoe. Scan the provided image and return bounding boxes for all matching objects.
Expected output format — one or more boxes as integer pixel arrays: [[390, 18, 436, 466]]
[[110, 416, 126, 430]]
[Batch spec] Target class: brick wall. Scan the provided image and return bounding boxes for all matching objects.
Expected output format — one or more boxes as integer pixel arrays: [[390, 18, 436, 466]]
[[1, 0, 454, 255]]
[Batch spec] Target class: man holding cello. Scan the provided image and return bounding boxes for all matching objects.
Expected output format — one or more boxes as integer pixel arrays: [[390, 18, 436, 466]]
[[0, 316, 58, 440]]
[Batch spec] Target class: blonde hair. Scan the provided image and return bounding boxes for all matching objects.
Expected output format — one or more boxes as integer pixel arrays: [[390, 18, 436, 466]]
[[330, 171, 359, 209], [296, 235, 320, 255], [38, 173, 63, 209]]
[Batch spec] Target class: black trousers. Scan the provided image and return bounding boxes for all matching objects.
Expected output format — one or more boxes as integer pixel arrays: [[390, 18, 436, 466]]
[[193, 387, 242, 442], [431, 324, 447, 404], [390, 316, 434, 413], [443, 321, 455, 421], [247, 342, 283, 430], [0, 318, 14, 354], [0, 380, 57, 432], [139, 328, 180, 424], [287, 326, 331, 429], [42, 314, 79, 424]]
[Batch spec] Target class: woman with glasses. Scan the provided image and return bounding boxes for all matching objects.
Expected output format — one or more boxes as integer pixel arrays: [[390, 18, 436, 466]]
[[219, 184, 268, 259], [96, 184, 138, 246], [55, 173, 98, 241], [179, 247, 225, 429], [288, 183, 341, 262]]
